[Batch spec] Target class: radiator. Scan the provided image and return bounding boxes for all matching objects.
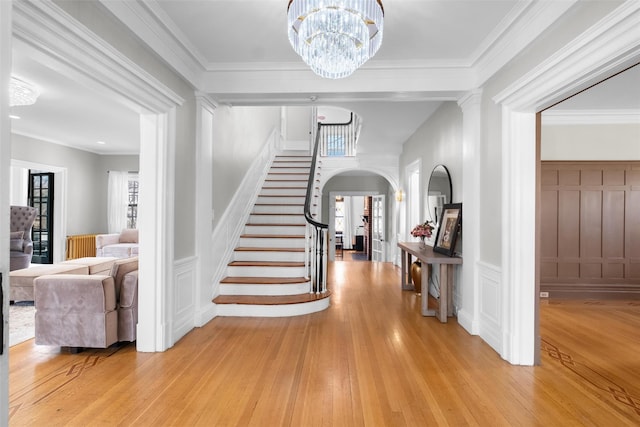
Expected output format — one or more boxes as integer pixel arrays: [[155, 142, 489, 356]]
[[65, 234, 98, 259]]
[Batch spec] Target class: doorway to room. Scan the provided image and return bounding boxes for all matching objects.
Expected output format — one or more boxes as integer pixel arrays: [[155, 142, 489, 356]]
[[28, 172, 54, 264]]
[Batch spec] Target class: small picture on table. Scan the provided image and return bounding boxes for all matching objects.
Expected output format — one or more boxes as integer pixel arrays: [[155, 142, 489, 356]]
[[434, 203, 461, 256]]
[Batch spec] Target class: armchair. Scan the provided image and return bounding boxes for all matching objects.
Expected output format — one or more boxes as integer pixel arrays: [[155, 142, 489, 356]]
[[10, 205, 38, 271]]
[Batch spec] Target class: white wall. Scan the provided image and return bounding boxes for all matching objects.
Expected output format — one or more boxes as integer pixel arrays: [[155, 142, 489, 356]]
[[541, 123, 640, 160], [399, 102, 463, 236], [212, 106, 282, 228]]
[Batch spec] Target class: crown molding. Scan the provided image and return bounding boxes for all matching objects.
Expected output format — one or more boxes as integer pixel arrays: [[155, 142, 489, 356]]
[[99, 0, 204, 88], [474, 0, 579, 86], [13, 0, 184, 113], [542, 109, 640, 125], [494, 1, 640, 111]]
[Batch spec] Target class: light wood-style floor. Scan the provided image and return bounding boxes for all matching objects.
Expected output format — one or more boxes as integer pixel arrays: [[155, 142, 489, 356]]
[[9, 257, 640, 425]]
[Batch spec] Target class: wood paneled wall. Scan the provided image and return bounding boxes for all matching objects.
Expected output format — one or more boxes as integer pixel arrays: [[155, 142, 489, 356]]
[[540, 161, 640, 298]]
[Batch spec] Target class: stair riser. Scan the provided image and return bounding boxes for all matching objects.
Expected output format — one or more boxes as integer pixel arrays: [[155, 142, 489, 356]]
[[244, 225, 306, 235], [271, 162, 311, 168], [239, 237, 306, 248], [260, 188, 307, 196], [266, 174, 309, 181], [219, 283, 309, 296], [233, 251, 305, 262], [256, 196, 305, 205], [263, 181, 307, 188], [269, 167, 310, 174], [253, 205, 304, 214], [226, 265, 307, 277], [248, 215, 306, 225], [216, 297, 330, 318]]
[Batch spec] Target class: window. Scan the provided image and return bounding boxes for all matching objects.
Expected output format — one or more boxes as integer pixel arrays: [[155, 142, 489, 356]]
[[127, 176, 139, 229]]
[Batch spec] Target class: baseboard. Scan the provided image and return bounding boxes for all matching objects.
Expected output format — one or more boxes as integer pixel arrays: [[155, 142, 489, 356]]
[[541, 283, 640, 300]]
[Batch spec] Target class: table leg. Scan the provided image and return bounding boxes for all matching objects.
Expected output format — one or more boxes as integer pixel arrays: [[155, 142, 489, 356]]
[[447, 265, 454, 317], [438, 264, 448, 322], [402, 250, 413, 291], [421, 263, 436, 317]]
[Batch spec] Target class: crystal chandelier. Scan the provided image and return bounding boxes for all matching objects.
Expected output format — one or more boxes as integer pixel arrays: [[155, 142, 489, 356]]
[[9, 76, 40, 107], [287, 0, 384, 79]]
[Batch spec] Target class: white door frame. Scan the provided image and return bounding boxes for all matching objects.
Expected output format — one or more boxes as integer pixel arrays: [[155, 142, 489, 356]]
[[371, 194, 386, 262], [493, 2, 640, 365], [328, 191, 379, 261], [11, 1, 185, 352]]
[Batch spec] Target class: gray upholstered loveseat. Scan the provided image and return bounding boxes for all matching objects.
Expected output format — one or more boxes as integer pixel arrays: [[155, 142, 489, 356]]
[[33, 257, 139, 349], [9, 205, 38, 271], [96, 229, 139, 258]]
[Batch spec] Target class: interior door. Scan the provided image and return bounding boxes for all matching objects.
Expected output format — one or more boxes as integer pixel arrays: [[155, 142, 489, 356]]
[[29, 172, 54, 264], [371, 195, 385, 261]]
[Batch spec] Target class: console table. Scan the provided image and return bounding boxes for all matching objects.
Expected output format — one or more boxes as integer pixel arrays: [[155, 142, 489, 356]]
[[398, 242, 462, 323]]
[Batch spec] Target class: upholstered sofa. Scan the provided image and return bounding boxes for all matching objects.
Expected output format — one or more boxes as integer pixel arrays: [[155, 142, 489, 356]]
[[96, 229, 139, 258], [33, 257, 139, 349], [9, 205, 38, 271]]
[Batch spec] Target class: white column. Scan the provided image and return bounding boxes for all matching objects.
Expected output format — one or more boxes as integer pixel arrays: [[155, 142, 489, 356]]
[[195, 93, 217, 326], [456, 90, 482, 335], [137, 111, 176, 352], [501, 107, 537, 365]]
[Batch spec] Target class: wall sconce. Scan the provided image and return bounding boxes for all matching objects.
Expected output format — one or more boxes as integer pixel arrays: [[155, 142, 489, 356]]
[[395, 189, 404, 202]]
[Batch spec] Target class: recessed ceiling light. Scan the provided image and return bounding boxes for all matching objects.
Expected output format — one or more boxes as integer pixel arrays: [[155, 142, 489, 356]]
[[9, 115, 20, 119], [96, 140, 106, 145]]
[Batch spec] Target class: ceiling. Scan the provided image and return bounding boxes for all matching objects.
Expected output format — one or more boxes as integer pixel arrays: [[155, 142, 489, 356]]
[[9, 1, 639, 156]]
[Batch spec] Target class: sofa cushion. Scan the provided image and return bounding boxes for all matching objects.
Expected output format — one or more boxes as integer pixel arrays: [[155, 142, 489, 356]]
[[61, 257, 118, 275], [10, 238, 24, 251], [10, 231, 24, 239], [119, 228, 138, 243], [119, 270, 138, 308], [111, 257, 138, 299], [101, 244, 138, 259]]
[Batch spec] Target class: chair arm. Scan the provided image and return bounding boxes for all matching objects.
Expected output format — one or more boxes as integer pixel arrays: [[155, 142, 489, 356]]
[[96, 233, 120, 249], [23, 241, 34, 255], [34, 274, 117, 312]]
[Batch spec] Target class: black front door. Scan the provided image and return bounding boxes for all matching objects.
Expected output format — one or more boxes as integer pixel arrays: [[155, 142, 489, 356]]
[[29, 172, 54, 264]]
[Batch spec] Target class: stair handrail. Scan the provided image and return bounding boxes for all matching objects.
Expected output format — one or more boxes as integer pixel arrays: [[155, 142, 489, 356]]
[[305, 122, 328, 294], [305, 115, 357, 294]]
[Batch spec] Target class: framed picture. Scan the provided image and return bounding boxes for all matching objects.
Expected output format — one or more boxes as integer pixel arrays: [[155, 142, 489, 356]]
[[433, 203, 462, 256]]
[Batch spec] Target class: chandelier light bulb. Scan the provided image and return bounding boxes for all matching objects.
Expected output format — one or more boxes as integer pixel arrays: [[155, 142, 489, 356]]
[[287, 0, 384, 79], [9, 76, 40, 107]]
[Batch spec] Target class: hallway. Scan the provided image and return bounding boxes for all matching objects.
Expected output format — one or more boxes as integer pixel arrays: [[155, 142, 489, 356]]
[[9, 259, 640, 425]]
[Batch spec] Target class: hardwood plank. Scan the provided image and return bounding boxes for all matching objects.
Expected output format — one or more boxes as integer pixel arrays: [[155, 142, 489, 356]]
[[9, 261, 640, 425]]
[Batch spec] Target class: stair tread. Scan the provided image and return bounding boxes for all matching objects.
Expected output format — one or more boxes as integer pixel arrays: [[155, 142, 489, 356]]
[[235, 247, 305, 252], [221, 276, 309, 284], [241, 234, 305, 238], [251, 213, 304, 216], [228, 261, 304, 267], [213, 292, 330, 305], [246, 223, 305, 227]]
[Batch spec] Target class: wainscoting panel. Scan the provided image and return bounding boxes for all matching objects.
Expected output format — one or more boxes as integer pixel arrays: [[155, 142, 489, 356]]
[[541, 162, 640, 297], [478, 262, 502, 354], [173, 256, 197, 344]]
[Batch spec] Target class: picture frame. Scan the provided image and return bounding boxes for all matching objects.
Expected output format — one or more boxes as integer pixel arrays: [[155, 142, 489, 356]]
[[433, 203, 462, 256]]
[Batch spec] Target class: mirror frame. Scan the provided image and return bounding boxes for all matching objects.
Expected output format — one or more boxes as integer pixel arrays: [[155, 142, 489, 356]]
[[426, 164, 452, 224]]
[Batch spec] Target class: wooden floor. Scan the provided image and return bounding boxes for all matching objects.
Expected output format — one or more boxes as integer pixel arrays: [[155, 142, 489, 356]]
[[9, 258, 640, 425]]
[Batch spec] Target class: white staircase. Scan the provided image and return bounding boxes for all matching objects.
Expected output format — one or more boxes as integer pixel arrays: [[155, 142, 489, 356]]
[[214, 154, 331, 317]]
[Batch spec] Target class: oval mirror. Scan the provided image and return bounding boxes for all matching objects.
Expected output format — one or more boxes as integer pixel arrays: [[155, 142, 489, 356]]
[[426, 165, 452, 224]]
